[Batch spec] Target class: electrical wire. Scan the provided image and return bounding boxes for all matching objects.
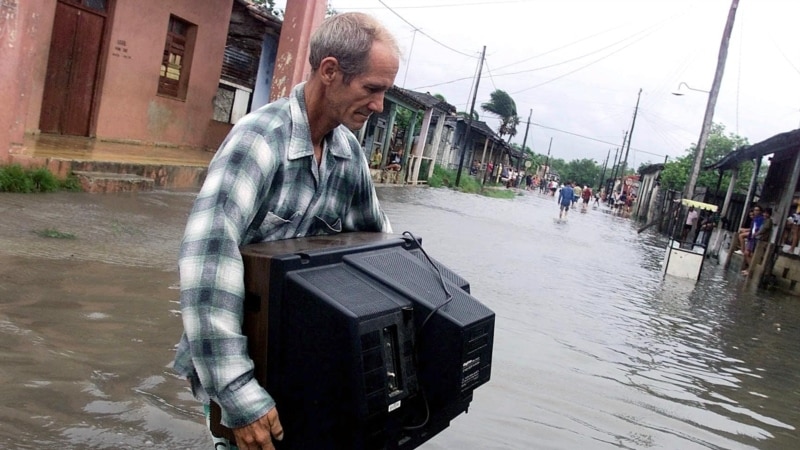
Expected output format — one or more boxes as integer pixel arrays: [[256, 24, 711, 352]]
[[399, 230, 454, 432], [377, 0, 478, 59]]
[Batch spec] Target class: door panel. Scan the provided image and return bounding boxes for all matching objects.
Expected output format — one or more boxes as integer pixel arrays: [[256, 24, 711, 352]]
[[40, 2, 105, 136]]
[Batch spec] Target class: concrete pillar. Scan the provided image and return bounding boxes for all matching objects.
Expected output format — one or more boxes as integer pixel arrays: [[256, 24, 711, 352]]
[[1, 0, 41, 163], [269, 0, 327, 101], [409, 108, 432, 185], [426, 112, 446, 180], [710, 167, 738, 257]]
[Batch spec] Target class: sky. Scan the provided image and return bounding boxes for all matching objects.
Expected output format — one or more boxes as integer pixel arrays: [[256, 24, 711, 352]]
[[275, 0, 800, 168]]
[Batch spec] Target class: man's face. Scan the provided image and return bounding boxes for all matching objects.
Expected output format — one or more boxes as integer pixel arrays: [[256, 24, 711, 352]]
[[328, 41, 399, 130]]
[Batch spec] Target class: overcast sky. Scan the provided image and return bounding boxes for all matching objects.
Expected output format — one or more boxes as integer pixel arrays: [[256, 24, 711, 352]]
[[276, 0, 800, 168]]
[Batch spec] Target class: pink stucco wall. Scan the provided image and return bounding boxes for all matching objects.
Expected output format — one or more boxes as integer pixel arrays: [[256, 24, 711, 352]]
[[11, 0, 233, 152], [95, 1, 233, 147], [1, 0, 51, 162]]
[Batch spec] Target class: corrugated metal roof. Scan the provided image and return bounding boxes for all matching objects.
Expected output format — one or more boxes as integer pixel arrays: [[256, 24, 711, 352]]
[[706, 128, 800, 171]]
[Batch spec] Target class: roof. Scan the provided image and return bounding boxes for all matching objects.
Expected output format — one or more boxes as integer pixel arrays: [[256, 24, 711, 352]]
[[638, 163, 664, 175], [706, 128, 800, 171], [387, 86, 426, 110], [236, 0, 282, 32], [391, 87, 457, 114]]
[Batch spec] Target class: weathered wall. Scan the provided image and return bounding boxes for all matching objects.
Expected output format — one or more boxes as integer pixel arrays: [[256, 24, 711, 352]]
[[9, 0, 233, 152], [1, 0, 51, 162], [95, 0, 233, 147]]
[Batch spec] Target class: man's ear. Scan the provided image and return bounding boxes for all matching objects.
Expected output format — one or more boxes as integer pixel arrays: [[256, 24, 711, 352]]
[[319, 57, 339, 85]]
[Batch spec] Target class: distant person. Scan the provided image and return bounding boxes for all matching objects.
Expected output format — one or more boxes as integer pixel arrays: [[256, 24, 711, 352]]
[[742, 205, 766, 276], [581, 185, 592, 212], [680, 206, 698, 241], [558, 181, 574, 220], [735, 207, 755, 255], [385, 147, 403, 171], [370, 147, 383, 169]]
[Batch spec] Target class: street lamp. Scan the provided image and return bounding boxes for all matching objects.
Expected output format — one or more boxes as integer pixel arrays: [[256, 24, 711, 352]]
[[672, 82, 710, 96]]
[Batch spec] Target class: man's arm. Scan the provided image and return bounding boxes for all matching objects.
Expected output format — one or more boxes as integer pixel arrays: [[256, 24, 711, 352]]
[[179, 129, 278, 429]]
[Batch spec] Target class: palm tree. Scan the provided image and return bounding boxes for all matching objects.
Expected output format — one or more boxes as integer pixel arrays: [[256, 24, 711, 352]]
[[480, 90, 517, 140]]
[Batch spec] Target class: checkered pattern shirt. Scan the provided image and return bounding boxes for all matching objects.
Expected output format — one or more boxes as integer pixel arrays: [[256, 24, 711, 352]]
[[173, 83, 391, 428]]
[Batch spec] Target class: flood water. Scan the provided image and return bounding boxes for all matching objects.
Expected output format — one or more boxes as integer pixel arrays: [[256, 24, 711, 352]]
[[1, 187, 799, 449]]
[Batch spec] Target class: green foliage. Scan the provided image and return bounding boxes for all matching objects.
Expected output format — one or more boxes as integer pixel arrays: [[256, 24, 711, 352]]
[[659, 123, 751, 194], [30, 167, 61, 192], [428, 164, 514, 198], [0, 164, 78, 193], [34, 228, 76, 239], [0, 164, 34, 192], [480, 90, 518, 140], [560, 158, 602, 188]]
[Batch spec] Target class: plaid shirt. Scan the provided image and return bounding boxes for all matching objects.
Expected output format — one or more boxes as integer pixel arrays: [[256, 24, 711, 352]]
[[173, 83, 391, 428]]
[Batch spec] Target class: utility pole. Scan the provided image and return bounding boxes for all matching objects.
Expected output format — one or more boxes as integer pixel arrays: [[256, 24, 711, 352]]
[[620, 88, 642, 178], [610, 131, 627, 192], [515, 109, 533, 184], [684, 0, 739, 200], [456, 46, 486, 187], [543, 137, 552, 180], [598, 148, 610, 192]]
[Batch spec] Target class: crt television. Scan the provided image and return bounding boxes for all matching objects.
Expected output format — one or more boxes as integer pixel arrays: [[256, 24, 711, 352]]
[[211, 232, 494, 449]]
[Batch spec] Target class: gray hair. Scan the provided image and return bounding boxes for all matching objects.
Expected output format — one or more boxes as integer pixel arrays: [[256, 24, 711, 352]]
[[309, 12, 399, 84]]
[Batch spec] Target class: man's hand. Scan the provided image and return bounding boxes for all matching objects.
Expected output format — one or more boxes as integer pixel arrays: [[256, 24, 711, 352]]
[[232, 407, 284, 450]]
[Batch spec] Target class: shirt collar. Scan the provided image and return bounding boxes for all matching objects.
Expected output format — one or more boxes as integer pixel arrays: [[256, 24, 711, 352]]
[[287, 83, 353, 161]]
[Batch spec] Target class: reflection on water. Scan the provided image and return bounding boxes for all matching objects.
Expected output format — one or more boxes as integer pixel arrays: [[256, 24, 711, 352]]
[[0, 188, 798, 449]]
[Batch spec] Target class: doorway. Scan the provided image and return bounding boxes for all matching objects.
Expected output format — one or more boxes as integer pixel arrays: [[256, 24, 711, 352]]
[[40, 0, 108, 136]]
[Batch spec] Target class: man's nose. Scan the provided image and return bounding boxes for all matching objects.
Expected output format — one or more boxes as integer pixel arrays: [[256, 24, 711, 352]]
[[369, 93, 385, 113]]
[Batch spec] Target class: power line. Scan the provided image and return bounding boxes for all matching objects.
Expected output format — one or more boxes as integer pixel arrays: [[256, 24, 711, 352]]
[[377, 0, 478, 59], [529, 121, 667, 158], [339, 0, 539, 10], [509, 21, 665, 95]]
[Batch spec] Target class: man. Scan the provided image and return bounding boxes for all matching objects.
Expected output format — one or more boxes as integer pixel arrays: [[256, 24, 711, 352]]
[[172, 12, 399, 450], [681, 206, 699, 242], [558, 181, 573, 220], [581, 185, 592, 212], [742, 206, 766, 275], [572, 183, 581, 209]]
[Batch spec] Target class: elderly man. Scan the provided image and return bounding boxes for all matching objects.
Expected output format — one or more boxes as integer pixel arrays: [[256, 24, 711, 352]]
[[173, 12, 399, 450]]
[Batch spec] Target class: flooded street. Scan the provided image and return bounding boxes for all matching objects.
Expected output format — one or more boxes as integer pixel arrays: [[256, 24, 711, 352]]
[[1, 187, 799, 449]]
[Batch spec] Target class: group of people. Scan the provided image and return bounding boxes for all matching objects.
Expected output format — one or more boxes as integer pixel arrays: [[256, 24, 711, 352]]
[[370, 146, 403, 172], [735, 205, 773, 276], [556, 181, 595, 219]]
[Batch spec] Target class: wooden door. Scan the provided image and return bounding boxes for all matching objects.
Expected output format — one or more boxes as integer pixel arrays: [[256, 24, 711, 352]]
[[40, 1, 105, 136]]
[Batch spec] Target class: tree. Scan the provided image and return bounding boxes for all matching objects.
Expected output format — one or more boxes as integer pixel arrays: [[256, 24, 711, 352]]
[[560, 159, 601, 187], [659, 123, 752, 195], [480, 90, 517, 141]]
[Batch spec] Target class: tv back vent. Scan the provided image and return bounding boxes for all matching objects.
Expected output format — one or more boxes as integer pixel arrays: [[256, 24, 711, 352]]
[[343, 248, 494, 411], [208, 232, 494, 449]]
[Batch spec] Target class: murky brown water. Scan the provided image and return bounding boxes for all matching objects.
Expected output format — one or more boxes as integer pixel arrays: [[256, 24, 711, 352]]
[[1, 188, 799, 449]]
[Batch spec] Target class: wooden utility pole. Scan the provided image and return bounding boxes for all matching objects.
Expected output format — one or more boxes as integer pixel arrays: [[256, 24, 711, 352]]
[[456, 46, 486, 187], [684, 0, 739, 200], [620, 89, 642, 177], [515, 109, 533, 175]]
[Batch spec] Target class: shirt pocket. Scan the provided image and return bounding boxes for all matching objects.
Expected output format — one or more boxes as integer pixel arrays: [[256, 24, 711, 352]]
[[253, 210, 300, 241], [308, 214, 343, 236]]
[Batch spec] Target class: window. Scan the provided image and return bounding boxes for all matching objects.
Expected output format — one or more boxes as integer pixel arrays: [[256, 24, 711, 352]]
[[158, 15, 196, 100], [63, 0, 107, 13]]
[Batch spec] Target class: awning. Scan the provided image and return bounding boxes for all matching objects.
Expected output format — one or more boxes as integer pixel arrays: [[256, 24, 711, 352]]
[[681, 198, 718, 212]]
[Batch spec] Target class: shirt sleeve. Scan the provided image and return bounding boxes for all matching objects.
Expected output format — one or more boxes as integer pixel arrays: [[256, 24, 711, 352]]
[[343, 145, 392, 234], [178, 129, 277, 428]]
